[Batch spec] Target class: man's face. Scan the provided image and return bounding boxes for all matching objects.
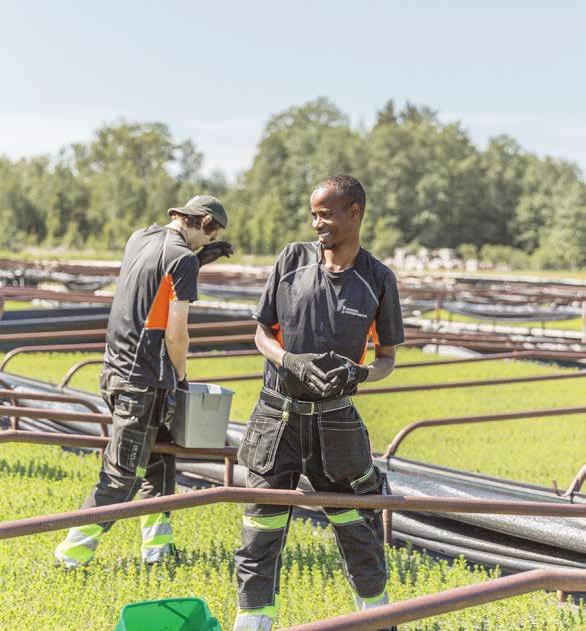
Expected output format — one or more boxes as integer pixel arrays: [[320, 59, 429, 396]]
[[310, 185, 360, 250], [186, 218, 224, 250]]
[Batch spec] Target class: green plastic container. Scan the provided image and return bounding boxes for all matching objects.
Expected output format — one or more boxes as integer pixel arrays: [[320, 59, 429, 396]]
[[115, 597, 221, 631]]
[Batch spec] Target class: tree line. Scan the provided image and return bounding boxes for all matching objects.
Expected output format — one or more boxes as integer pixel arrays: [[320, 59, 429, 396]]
[[1, 98, 584, 269]]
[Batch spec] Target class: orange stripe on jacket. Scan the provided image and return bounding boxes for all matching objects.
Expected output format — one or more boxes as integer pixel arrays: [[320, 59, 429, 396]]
[[272, 323, 284, 349], [145, 273, 177, 330], [359, 321, 379, 365]]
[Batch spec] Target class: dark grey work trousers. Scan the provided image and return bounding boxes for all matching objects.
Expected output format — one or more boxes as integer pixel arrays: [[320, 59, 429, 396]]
[[82, 367, 176, 530], [235, 396, 388, 610]]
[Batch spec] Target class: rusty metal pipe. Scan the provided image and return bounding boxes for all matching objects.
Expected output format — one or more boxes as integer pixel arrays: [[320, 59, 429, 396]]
[[0, 430, 237, 459], [0, 319, 257, 345], [58, 358, 104, 388], [0, 344, 105, 372], [0, 389, 101, 413], [2, 486, 586, 541], [358, 370, 586, 397], [283, 569, 586, 630], [385, 405, 586, 457], [0, 405, 110, 424]]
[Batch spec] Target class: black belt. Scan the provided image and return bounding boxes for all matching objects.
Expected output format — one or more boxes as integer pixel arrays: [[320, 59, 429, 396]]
[[260, 387, 352, 416]]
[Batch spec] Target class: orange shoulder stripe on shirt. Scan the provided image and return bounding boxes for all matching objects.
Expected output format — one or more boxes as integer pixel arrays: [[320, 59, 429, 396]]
[[144, 273, 177, 330], [359, 321, 378, 365]]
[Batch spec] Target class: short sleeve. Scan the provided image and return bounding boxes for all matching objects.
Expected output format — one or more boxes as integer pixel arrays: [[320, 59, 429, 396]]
[[374, 271, 404, 346], [253, 249, 285, 327], [168, 254, 199, 302]]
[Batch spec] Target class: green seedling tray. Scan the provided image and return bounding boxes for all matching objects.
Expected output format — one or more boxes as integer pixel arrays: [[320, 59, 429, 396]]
[[115, 597, 221, 631]]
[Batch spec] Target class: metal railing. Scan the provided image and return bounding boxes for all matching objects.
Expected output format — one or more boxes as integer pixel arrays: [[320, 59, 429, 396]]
[[1, 486, 586, 541], [283, 569, 586, 630], [384, 405, 586, 457], [0, 430, 237, 487]]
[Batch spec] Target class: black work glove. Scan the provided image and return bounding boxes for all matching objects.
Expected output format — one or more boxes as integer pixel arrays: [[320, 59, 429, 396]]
[[325, 351, 369, 392], [176, 378, 190, 391], [197, 241, 234, 266], [282, 352, 339, 397]]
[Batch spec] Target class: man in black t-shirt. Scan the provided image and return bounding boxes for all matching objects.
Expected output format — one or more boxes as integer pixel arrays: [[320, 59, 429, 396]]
[[55, 195, 232, 568], [234, 176, 404, 631]]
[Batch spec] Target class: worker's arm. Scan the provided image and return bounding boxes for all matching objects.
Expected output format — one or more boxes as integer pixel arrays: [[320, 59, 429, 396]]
[[363, 345, 397, 382], [165, 300, 190, 381], [254, 322, 286, 367]]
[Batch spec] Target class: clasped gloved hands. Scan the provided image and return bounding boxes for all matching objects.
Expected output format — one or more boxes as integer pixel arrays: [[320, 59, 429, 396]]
[[197, 241, 234, 266], [324, 351, 369, 392], [283, 351, 369, 397], [282, 352, 341, 397]]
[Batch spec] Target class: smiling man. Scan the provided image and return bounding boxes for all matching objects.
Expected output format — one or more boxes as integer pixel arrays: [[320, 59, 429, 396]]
[[233, 175, 404, 631]]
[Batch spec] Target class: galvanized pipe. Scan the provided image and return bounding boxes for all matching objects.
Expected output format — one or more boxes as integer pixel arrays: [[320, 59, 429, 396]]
[[282, 569, 586, 630], [564, 465, 586, 497], [1, 486, 586, 541]]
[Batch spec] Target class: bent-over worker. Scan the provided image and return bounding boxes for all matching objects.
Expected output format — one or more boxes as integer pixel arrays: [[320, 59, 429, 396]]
[[55, 195, 232, 567]]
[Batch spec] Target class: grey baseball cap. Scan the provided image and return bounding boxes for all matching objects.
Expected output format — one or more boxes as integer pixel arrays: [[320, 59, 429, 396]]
[[167, 195, 228, 228]]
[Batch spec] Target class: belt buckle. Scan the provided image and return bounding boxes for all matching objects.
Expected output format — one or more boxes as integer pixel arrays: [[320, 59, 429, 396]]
[[309, 401, 316, 416]]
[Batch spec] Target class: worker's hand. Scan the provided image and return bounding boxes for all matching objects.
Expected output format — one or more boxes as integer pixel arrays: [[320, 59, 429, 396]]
[[282, 352, 339, 397], [177, 378, 190, 391], [325, 351, 369, 391], [197, 241, 234, 266]]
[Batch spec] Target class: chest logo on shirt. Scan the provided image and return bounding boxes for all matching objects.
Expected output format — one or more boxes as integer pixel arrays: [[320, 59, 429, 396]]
[[340, 305, 368, 319]]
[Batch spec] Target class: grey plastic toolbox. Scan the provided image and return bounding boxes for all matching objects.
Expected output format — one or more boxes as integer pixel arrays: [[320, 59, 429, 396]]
[[171, 383, 234, 448]]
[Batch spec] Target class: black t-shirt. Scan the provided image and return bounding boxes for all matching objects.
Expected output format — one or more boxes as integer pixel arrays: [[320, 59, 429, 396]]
[[254, 241, 404, 400], [104, 225, 199, 388]]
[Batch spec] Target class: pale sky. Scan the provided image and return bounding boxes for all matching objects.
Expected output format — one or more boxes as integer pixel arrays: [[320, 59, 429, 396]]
[[1, 1, 585, 178]]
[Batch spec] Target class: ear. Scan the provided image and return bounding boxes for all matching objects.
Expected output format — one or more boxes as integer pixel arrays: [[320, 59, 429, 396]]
[[349, 202, 361, 219], [201, 215, 213, 229]]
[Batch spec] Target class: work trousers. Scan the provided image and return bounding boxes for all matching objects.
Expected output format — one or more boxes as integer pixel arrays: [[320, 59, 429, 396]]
[[234, 396, 388, 612], [82, 367, 176, 529]]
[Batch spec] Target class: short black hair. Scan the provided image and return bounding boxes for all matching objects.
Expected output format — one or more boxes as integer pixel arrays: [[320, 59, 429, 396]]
[[314, 174, 366, 213]]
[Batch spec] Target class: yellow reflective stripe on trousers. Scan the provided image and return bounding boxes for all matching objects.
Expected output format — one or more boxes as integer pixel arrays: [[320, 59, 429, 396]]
[[243, 513, 289, 530], [355, 590, 389, 610], [140, 512, 170, 529], [55, 523, 104, 565], [238, 593, 281, 619], [140, 513, 173, 548], [361, 590, 388, 605], [327, 509, 362, 525]]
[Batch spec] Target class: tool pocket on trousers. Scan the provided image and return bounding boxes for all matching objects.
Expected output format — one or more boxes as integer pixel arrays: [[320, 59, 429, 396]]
[[318, 408, 372, 482], [112, 426, 146, 474], [237, 416, 286, 474]]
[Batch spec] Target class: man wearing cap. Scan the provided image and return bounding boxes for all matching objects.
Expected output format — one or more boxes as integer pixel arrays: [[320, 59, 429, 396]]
[[233, 175, 404, 631], [55, 195, 232, 568]]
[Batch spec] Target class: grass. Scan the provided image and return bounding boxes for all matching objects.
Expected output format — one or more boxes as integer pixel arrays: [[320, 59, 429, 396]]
[[1, 348, 586, 629], [1, 444, 584, 630], [1, 300, 41, 310], [422, 309, 584, 332]]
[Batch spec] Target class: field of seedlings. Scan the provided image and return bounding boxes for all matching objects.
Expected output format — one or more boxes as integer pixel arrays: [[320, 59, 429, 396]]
[[1, 347, 586, 629]]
